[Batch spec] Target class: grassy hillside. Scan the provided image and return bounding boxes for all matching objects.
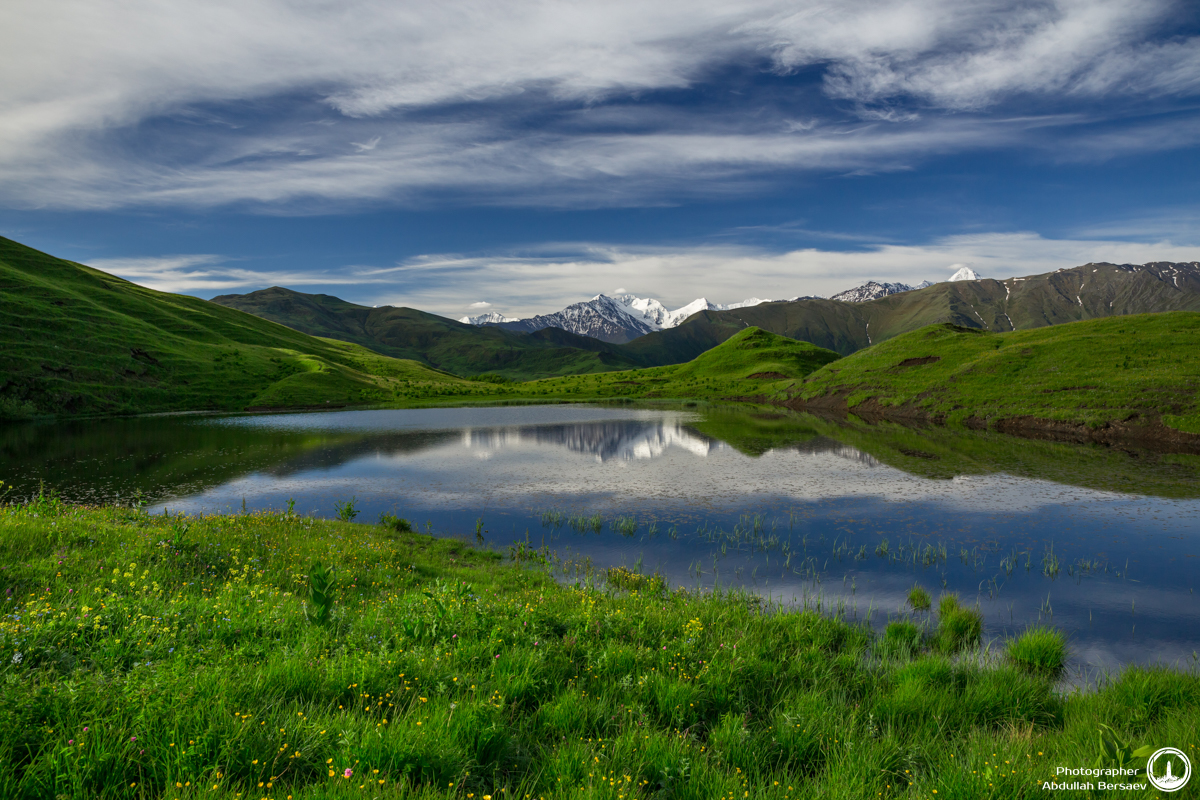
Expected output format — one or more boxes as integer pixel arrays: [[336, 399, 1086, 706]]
[[2, 500, 1196, 799], [367, 327, 841, 407], [621, 261, 1200, 364], [0, 236, 483, 420], [211, 287, 643, 380], [783, 312, 1200, 436]]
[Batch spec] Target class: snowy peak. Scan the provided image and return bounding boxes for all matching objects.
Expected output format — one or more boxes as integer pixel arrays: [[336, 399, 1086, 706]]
[[948, 267, 981, 281], [461, 292, 775, 343], [614, 294, 673, 327], [487, 294, 658, 344], [830, 281, 919, 303], [615, 294, 771, 327], [458, 311, 516, 325]]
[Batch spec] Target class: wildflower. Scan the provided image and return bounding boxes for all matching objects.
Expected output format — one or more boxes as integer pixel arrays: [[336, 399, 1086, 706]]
[[344, 768, 353, 778]]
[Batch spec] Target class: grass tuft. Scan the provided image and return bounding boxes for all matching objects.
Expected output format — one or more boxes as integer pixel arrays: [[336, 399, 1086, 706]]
[[1007, 626, 1068, 677], [907, 584, 932, 611]]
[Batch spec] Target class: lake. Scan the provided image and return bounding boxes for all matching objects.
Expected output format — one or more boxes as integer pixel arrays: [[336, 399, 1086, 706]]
[[3, 403, 1198, 678]]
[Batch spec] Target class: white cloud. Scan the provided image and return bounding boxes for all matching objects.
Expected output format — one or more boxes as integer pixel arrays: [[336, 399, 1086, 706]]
[[0, 0, 1196, 209], [87, 254, 393, 294], [91, 230, 1198, 312]]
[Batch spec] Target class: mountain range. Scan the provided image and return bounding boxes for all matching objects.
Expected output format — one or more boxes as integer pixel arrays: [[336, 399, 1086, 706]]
[[212, 260, 1200, 378], [461, 293, 774, 344], [459, 270, 978, 343]]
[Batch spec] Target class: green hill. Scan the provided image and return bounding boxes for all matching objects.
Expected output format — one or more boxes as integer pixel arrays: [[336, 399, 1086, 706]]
[[781, 312, 1200, 441], [418, 327, 841, 406], [210, 287, 642, 380], [0, 236, 480, 420]]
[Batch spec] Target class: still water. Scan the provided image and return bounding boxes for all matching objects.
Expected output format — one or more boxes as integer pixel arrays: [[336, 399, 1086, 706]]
[[3, 404, 1199, 677]]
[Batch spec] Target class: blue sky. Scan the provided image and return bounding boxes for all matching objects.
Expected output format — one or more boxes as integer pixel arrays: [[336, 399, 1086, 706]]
[[2, 0, 1199, 318]]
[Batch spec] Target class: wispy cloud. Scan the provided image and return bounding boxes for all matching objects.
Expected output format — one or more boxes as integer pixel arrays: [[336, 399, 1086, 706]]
[[0, 0, 1196, 210], [87, 254, 394, 294]]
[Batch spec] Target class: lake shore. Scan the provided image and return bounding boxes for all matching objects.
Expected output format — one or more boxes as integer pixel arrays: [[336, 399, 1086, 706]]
[[2, 500, 1196, 799]]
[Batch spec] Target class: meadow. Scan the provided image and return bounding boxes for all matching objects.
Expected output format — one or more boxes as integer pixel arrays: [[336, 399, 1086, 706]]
[[786, 312, 1200, 435], [1, 492, 1197, 799]]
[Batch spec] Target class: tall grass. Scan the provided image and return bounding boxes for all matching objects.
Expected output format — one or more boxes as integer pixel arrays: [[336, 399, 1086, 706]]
[[1007, 626, 1068, 677], [0, 502, 1196, 799]]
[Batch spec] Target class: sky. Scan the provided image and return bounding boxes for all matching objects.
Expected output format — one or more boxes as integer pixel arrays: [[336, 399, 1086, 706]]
[[2, 0, 1199, 318]]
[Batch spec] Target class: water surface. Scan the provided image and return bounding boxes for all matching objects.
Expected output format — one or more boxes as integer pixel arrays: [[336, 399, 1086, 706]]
[[4, 404, 1198, 677]]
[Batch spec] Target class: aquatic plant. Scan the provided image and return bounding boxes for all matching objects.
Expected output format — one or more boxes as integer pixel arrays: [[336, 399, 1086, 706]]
[[907, 585, 932, 611], [933, 594, 983, 653], [1007, 626, 1067, 677], [613, 516, 639, 537]]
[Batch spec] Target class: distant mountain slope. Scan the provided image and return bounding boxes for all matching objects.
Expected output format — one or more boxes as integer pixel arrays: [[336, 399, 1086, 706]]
[[0, 237, 472, 419], [211, 287, 643, 379], [620, 261, 1200, 363]]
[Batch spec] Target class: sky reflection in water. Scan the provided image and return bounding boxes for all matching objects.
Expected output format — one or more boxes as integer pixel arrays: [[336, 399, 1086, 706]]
[[5, 405, 1199, 677]]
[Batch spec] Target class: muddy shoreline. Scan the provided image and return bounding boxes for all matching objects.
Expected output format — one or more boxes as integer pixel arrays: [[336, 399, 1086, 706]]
[[776, 393, 1200, 455]]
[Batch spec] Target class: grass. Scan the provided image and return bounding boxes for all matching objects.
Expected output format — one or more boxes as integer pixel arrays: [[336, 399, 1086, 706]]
[[907, 586, 931, 611], [933, 595, 984, 654], [1008, 628, 1069, 678], [371, 327, 839, 410], [0, 236, 493, 420], [1, 499, 1197, 799], [787, 313, 1200, 434]]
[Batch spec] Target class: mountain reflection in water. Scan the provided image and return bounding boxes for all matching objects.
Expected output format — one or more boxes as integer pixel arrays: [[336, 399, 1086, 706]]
[[3, 404, 1198, 676]]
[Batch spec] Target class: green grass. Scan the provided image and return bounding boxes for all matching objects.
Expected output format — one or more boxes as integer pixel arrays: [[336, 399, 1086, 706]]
[[907, 586, 932, 611], [787, 313, 1200, 433], [391, 327, 839, 409], [1, 499, 1197, 799], [933, 595, 984, 654], [1008, 628, 1069, 678], [0, 236, 492, 420]]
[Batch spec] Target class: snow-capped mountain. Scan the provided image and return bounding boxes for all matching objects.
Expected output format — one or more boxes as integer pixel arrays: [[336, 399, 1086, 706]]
[[492, 295, 659, 343], [828, 280, 937, 303], [614, 294, 770, 327], [471, 293, 774, 343], [458, 311, 516, 325], [948, 267, 981, 281], [830, 281, 919, 303]]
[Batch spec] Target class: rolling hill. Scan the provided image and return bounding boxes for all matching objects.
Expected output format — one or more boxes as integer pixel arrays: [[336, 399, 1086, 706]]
[[210, 287, 643, 379], [0, 236, 481, 420], [778, 312, 1200, 447], [376, 326, 841, 407]]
